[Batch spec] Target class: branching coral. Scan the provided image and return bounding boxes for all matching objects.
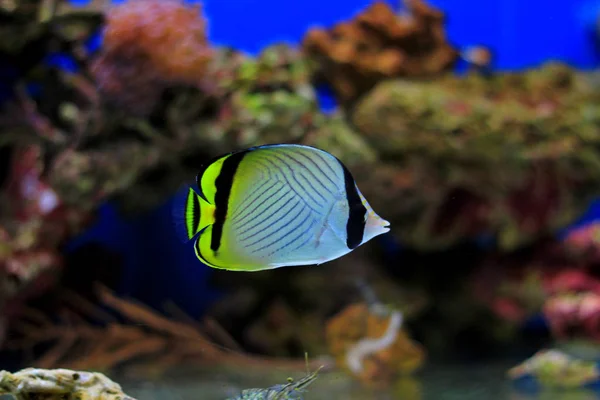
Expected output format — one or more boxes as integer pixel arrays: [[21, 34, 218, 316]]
[[5, 286, 331, 375], [302, 0, 458, 104]]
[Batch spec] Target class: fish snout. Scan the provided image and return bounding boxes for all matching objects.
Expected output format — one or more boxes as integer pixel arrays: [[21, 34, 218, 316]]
[[365, 212, 391, 238]]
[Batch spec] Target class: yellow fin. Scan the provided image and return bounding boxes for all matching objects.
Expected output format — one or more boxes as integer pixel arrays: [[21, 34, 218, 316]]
[[172, 185, 214, 242], [196, 154, 230, 204]]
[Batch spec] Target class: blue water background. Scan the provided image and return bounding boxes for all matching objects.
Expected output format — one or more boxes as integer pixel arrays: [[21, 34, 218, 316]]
[[5, 0, 600, 320]]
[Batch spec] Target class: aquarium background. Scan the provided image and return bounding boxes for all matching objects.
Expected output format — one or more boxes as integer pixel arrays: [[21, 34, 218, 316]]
[[66, 0, 600, 324], [2, 0, 600, 399]]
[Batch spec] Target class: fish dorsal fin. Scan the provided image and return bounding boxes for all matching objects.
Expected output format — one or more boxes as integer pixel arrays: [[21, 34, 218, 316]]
[[196, 153, 232, 204]]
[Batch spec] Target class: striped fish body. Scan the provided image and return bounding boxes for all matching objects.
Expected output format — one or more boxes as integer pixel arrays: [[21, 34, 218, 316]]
[[173, 144, 390, 272]]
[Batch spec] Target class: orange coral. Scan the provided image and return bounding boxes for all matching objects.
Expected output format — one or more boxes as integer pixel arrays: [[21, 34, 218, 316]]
[[326, 303, 425, 387], [302, 0, 458, 104], [101, 0, 212, 85]]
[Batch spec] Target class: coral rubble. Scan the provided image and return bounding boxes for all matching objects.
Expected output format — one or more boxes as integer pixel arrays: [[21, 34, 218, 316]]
[[302, 0, 458, 104], [0, 367, 137, 400]]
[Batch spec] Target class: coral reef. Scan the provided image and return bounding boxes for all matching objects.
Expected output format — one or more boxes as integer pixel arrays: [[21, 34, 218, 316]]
[[351, 63, 600, 251], [0, 0, 373, 358], [469, 220, 600, 353], [0, 368, 137, 400], [3, 0, 600, 385], [0, 144, 92, 348], [302, 0, 459, 104]]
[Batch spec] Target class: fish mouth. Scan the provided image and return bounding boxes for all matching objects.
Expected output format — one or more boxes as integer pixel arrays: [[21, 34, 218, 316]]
[[380, 221, 391, 234]]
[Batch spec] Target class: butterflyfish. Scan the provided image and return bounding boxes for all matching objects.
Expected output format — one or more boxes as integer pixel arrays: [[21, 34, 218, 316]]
[[172, 144, 390, 271]]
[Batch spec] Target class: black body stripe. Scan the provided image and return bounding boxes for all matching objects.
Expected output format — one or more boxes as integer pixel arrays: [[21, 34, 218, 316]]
[[211, 150, 250, 252], [340, 161, 366, 249], [195, 151, 236, 203]]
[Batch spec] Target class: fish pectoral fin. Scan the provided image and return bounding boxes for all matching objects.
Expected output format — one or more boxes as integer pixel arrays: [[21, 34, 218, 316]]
[[315, 220, 328, 248], [314, 200, 341, 247]]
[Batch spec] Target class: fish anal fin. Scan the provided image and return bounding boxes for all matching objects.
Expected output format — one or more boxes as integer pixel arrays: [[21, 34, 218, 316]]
[[172, 185, 215, 243]]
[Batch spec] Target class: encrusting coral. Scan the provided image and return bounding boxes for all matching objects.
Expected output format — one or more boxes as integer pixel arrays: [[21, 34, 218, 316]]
[[302, 0, 459, 104], [350, 63, 600, 251], [0, 368, 137, 400]]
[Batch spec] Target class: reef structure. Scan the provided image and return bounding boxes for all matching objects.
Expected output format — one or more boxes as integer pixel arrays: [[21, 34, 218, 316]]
[[302, 0, 459, 105]]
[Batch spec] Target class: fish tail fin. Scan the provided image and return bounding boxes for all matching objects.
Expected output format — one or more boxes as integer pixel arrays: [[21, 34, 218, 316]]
[[172, 185, 213, 243]]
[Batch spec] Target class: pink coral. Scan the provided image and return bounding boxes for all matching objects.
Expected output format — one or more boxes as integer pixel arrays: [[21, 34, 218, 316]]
[[543, 292, 600, 342], [102, 0, 212, 84], [544, 270, 600, 295], [469, 236, 600, 335]]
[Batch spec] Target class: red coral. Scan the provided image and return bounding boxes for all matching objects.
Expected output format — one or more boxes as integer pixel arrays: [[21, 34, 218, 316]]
[[102, 0, 212, 84]]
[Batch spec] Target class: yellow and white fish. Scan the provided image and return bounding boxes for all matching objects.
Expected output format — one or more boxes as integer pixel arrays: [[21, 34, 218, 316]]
[[173, 144, 390, 271]]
